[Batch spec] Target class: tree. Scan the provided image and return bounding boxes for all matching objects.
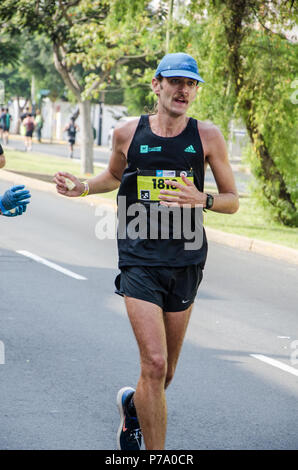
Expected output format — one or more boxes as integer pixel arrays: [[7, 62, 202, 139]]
[[176, 0, 297, 226], [0, 36, 20, 66], [0, 0, 95, 172], [20, 34, 66, 104], [0, 0, 164, 173], [0, 34, 66, 132]]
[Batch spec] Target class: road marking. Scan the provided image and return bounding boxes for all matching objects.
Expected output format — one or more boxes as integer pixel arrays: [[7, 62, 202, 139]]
[[16, 250, 87, 280], [250, 354, 298, 377]]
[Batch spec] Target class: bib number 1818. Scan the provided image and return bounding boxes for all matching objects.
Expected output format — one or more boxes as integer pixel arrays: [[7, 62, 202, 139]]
[[152, 178, 177, 190]]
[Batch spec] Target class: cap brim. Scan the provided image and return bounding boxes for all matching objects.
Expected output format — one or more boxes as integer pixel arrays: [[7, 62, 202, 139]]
[[159, 70, 205, 83]]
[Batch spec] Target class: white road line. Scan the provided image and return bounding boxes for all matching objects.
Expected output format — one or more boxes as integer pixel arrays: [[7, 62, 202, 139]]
[[16, 250, 87, 280], [250, 354, 298, 377]]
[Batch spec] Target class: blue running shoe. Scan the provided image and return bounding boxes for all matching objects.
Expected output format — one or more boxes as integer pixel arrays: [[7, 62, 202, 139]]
[[117, 386, 142, 450]]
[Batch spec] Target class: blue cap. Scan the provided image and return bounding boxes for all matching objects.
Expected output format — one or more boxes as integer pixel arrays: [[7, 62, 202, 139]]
[[155, 53, 204, 83]]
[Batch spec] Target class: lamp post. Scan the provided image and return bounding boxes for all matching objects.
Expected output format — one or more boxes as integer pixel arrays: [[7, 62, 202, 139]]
[[165, 0, 174, 53], [97, 92, 105, 146]]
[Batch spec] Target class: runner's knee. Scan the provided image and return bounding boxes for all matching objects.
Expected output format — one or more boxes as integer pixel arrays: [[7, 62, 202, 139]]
[[141, 353, 167, 382]]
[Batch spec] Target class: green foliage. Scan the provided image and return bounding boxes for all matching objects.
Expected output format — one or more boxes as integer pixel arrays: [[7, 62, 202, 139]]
[[178, 15, 234, 139], [0, 34, 66, 103], [176, 0, 298, 226], [69, 0, 164, 100], [0, 36, 20, 66], [239, 31, 298, 225], [1, 0, 296, 226], [104, 88, 124, 105], [21, 35, 66, 101], [0, 66, 30, 101], [0, 0, 164, 102], [124, 84, 153, 115]]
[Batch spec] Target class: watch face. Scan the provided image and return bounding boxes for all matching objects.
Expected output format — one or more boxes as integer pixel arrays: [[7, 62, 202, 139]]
[[207, 194, 214, 209]]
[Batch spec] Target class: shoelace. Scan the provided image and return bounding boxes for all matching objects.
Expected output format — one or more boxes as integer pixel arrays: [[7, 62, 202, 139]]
[[128, 428, 142, 449]]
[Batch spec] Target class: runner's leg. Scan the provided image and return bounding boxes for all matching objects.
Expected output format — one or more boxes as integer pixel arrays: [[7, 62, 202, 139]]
[[125, 296, 168, 450], [163, 304, 193, 389]]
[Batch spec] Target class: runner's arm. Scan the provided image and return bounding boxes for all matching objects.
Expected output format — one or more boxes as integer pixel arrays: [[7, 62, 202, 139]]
[[204, 125, 239, 214], [87, 126, 128, 194], [53, 126, 127, 197]]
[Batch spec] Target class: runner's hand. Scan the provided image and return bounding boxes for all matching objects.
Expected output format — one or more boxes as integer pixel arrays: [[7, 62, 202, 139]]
[[53, 171, 85, 197], [0, 185, 31, 214], [158, 174, 206, 208], [1, 203, 28, 217]]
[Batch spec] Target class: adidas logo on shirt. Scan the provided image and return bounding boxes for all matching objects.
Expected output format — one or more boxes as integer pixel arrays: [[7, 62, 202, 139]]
[[184, 145, 196, 153]]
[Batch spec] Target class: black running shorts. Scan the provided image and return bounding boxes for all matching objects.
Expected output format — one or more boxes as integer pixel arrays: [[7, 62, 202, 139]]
[[115, 265, 203, 312]]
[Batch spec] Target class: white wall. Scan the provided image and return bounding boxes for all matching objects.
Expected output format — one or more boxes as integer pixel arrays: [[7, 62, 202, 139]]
[[41, 100, 127, 145], [8, 98, 127, 146]]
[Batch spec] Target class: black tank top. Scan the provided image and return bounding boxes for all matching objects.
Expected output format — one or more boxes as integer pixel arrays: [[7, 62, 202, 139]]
[[117, 115, 208, 268]]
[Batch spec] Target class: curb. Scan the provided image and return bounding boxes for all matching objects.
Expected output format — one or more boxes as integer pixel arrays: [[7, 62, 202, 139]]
[[204, 227, 298, 265], [1, 169, 297, 266]]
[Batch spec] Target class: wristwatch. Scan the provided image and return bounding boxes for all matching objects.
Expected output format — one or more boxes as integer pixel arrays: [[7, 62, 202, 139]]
[[205, 193, 214, 209]]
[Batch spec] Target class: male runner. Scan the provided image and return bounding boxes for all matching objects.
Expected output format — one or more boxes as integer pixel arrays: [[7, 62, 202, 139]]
[[63, 117, 79, 158], [53, 53, 239, 450], [2, 108, 12, 145], [23, 113, 36, 151]]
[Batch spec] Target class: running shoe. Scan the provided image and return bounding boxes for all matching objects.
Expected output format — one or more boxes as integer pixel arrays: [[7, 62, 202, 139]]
[[116, 386, 142, 450]]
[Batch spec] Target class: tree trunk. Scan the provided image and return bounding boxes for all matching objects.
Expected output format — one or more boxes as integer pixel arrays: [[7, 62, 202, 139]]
[[79, 100, 94, 174], [165, 0, 174, 53], [53, 44, 94, 174]]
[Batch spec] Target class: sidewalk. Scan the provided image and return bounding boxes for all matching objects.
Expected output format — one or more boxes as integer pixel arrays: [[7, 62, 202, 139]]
[[8, 133, 109, 151], [1, 168, 297, 265]]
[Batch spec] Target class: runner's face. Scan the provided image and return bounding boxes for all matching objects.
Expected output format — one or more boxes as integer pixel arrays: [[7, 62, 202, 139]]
[[153, 76, 198, 116]]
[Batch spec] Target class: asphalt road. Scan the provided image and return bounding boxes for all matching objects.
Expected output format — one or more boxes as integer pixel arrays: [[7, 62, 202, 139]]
[[6, 137, 251, 193], [7, 137, 110, 168], [0, 182, 297, 450]]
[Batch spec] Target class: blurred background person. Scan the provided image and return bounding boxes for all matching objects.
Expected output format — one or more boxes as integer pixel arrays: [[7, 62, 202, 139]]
[[35, 109, 43, 143], [23, 113, 36, 151], [63, 117, 79, 158]]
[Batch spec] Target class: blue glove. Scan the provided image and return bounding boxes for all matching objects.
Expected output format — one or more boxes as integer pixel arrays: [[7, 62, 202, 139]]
[[2, 203, 28, 217], [0, 185, 31, 216]]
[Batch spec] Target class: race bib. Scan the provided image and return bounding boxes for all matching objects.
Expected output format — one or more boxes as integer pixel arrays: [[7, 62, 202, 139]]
[[137, 169, 194, 202]]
